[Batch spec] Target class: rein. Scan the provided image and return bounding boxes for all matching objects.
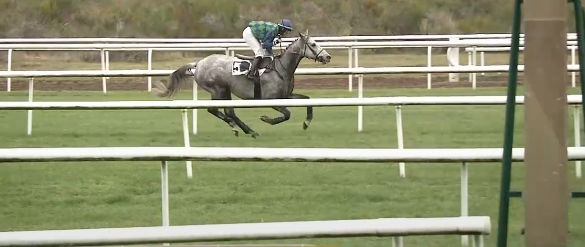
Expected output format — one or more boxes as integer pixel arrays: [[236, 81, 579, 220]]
[[267, 36, 324, 80]]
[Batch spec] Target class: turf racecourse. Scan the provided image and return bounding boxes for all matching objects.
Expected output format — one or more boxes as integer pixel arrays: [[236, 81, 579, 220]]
[[1, 87, 584, 247]]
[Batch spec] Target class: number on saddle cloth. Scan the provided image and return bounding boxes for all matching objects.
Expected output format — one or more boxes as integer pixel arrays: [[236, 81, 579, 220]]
[[231, 56, 274, 76]]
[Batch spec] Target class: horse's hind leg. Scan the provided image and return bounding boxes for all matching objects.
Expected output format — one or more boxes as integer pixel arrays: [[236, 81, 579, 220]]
[[204, 88, 240, 136], [290, 93, 313, 130], [260, 107, 291, 125], [207, 107, 240, 136], [220, 90, 260, 138], [224, 107, 260, 139]]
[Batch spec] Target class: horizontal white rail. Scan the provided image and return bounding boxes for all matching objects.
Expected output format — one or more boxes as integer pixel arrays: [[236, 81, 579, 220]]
[[6, 93, 583, 180], [0, 95, 582, 110], [0, 146, 584, 163], [0, 46, 385, 52], [0, 45, 448, 53], [0, 216, 491, 247], [465, 46, 578, 52], [0, 33, 580, 93], [0, 65, 578, 78], [0, 40, 578, 49], [0, 35, 511, 43], [0, 33, 577, 43]]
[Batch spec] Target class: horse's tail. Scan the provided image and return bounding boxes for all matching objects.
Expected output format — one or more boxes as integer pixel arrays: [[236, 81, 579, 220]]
[[153, 61, 198, 98]]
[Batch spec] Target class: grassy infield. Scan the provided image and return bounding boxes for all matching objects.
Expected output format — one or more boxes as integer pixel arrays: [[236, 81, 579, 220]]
[[0, 51, 584, 247]]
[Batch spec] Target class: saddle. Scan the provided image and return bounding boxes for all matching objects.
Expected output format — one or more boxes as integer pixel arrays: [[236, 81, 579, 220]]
[[235, 54, 275, 70], [232, 54, 277, 99]]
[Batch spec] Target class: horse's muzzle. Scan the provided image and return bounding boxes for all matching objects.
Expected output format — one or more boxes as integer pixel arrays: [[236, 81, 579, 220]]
[[318, 54, 332, 64]]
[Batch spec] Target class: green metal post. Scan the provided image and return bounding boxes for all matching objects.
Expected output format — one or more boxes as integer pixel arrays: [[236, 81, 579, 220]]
[[496, 0, 523, 246], [573, 1, 585, 121]]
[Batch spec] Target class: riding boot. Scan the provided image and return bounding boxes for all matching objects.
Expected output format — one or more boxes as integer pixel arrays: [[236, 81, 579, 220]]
[[247, 56, 262, 99], [247, 56, 262, 80]]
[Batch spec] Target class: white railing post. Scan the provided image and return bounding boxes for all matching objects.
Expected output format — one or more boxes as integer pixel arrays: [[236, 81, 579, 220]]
[[100, 49, 107, 95], [427, 46, 432, 89], [354, 47, 359, 75], [27, 77, 34, 136], [392, 236, 404, 247], [6, 49, 12, 92], [572, 46, 576, 87], [471, 46, 477, 89], [348, 47, 353, 92], [192, 78, 198, 135], [448, 37, 459, 82], [480, 51, 485, 76], [181, 109, 193, 179], [148, 48, 153, 92], [160, 160, 170, 246], [461, 162, 469, 247], [467, 52, 472, 83], [574, 105, 582, 178], [396, 105, 405, 178], [472, 235, 484, 247], [105, 50, 110, 80], [357, 70, 363, 132]]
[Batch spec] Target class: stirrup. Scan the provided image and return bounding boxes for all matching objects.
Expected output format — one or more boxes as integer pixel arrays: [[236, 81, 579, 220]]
[[247, 56, 261, 79], [247, 70, 258, 79]]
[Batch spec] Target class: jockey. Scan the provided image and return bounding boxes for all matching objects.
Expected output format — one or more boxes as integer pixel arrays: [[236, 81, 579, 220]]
[[242, 19, 293, 80]]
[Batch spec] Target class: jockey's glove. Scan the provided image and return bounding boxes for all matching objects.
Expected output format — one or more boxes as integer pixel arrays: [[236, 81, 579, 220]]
[[273, 38, 281, 46]]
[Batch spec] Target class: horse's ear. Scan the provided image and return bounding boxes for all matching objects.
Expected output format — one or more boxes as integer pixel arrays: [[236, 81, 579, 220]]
[[304, 29, 309, 36], [298, 31, 305, 38]]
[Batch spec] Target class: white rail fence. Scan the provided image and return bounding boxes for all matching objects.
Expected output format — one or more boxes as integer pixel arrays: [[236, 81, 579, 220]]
[[461, 45, 582, 89], [1, 95, 584, 246], [2, 145, 585, 246], [1, 68, 584, 178], [1, 94, 584, 247], [0, 65, 533, 138], [2, 36, 581, 93], [2, 94, 584, 180], [3, 33, 578, 43], [0, 39, 438, 93], [0, 34, 582, 247], [0, 216, 491, 247], [0, 147, 585, 246], [0, 63, 580, 119]]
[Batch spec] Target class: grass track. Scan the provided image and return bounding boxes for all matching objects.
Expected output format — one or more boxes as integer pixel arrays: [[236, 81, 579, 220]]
[[0, 87, 584, 247]]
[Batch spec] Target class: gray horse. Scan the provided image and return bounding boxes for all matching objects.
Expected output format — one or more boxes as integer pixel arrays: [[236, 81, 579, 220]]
[[153, 30, 332, 138]]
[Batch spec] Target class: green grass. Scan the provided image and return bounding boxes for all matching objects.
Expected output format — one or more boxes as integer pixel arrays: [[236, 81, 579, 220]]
[[1, 87, 585, 247]]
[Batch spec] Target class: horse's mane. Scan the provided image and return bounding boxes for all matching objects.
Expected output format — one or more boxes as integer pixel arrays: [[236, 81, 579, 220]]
[[269, 36, 305, 71], [273, 35, 307, 60], [284, 36, 304, 51]]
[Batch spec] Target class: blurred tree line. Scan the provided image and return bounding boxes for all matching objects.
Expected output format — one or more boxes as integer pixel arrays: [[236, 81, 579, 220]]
[[0, 0, 579, 62]]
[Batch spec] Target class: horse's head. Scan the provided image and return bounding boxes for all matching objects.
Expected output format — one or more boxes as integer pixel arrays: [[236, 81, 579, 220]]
[[287, 30, 331, 65]]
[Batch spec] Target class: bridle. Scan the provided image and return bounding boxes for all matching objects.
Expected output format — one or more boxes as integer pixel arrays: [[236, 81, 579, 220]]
[[280, 34, 324, 62], [267, 35, 325, 80]]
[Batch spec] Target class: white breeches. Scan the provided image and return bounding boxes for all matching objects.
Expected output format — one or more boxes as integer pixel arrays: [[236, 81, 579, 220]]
[[243, 27, 268, 57]]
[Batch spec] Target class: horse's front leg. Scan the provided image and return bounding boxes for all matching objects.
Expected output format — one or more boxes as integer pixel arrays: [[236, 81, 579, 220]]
[[290, 93, 312, 130], [260, 106, 291, 125]]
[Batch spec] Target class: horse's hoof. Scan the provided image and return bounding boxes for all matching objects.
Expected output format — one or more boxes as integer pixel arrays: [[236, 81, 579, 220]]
[[251, 132, 260, 139], [260, 115, 271, 123], [232, 129, 239, 137], [303, 120, 311, 130]]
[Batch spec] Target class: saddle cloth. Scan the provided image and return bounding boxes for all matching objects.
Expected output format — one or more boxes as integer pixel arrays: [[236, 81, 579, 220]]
[[231, 56, 273, 76]]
